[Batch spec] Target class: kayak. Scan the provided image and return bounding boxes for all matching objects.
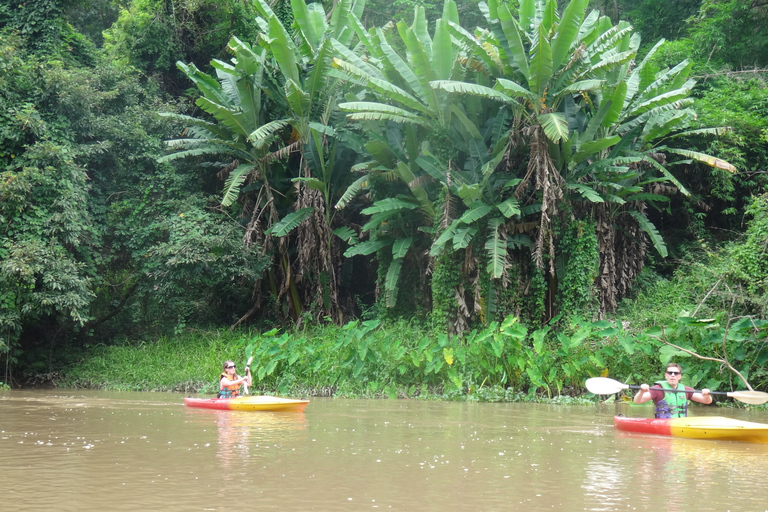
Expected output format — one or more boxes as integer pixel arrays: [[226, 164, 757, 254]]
[[614, 415, 768, 444], [184, 395, 309, 412]]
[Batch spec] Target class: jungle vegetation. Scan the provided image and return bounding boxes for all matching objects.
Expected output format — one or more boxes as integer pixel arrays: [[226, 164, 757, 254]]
[[1, 0, 767, 397]]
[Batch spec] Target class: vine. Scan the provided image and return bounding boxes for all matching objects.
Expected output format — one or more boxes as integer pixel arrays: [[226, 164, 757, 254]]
[[431, 250, 461, 334], [556, 218, 599, 321]]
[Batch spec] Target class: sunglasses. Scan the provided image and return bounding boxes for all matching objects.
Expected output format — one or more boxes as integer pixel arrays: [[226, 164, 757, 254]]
[[665, 371, 681, 376], [226, 365, 236, 369]]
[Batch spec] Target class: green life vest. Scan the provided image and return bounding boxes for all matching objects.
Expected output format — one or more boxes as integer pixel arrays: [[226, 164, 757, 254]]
[[655, 381, 688, 418]]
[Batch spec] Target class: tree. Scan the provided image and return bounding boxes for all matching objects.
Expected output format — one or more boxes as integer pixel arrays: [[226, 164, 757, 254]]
[[161, 0, 368, 325], [431, 0, 735, 318]]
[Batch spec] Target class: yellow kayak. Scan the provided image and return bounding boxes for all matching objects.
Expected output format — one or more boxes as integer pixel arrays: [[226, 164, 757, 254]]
[[184, 395, 309, 412], [614, 415, 768, 443]]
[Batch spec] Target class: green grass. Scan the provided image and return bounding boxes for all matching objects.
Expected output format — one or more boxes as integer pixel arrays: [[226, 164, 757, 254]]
[[59, 329, 247, 393]]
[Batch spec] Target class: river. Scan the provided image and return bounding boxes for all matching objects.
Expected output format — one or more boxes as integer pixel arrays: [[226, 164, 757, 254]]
[[2, 390, 767, 511]]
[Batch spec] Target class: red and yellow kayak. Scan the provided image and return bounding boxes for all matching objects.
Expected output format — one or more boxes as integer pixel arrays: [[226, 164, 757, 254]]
[[184, 395, 309, 412], [614, 415, 768, 444]]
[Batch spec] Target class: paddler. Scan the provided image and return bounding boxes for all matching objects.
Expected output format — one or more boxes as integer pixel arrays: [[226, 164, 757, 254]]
[[633, 362, 713, 418], [217, 360, 252, 398]]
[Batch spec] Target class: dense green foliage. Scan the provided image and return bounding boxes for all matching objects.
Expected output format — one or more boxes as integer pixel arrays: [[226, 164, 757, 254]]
[[2, 0, 768, 399]]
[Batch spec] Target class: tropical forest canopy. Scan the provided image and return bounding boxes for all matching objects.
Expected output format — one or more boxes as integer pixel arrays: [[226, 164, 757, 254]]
[[2, 0, 768, 381]]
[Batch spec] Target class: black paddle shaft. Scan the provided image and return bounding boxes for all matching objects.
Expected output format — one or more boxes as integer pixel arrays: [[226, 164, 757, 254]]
[[627, 384, 723, 396]]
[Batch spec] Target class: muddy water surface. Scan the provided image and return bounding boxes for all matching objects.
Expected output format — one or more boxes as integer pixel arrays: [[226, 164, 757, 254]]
[[2, 390, 767, 511]]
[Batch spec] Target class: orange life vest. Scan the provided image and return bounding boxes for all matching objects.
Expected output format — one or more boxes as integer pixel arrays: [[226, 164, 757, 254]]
[[218, 372, 241, 398]]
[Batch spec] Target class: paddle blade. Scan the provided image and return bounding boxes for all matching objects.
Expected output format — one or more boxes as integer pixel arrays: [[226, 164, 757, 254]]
[[585, 377, 629, 395], [728, 390, 768, 405]]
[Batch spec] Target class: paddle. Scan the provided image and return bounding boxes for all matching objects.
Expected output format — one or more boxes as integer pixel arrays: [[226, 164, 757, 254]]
[[585, 377, 768, 405], [243, 356, 254, 395]]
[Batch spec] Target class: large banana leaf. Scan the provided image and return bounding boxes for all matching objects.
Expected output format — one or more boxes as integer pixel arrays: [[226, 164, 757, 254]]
[[268, 208, 315, 237], [664, 148, 738, 173], [266, 16, 300, 85], [221, 164, 257, 207], [551, 0, 588, 71], [485, 217, 506, 278], [628, 210, 667, 258], [538, 112, 568, 143], [344, 237, 394, 257], [528, 23, 553, 98], [362, 197, 420, 214], [384, 256, 403, 307]]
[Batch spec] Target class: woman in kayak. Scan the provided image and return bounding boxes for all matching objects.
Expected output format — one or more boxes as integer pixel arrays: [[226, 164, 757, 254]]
[[633, 363, 713, 418], [218, 360, 252, 398]]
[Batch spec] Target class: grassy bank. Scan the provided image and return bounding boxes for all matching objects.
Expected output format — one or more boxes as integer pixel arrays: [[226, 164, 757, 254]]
[[58, 316, 646, 403]]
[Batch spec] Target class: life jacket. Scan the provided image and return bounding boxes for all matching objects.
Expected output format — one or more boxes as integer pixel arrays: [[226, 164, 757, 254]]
[[654, 381, 689, 418], [218, 372, 241, 399]]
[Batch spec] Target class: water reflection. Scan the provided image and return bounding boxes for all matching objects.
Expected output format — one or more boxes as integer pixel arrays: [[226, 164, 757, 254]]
[[183, 408, 307, 469]]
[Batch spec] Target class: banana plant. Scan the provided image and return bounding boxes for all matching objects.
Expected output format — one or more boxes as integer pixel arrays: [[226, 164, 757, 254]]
[[246, 0, 369, 322], [159, 36, 272, 207], [432, 0, 736, 316], [334, 1, 504, 309], [159, 0, 367, 323]]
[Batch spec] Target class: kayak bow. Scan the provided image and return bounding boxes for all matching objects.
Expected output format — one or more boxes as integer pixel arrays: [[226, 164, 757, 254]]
[[184, 395, 309, 412], [614, 415, 768, 444]]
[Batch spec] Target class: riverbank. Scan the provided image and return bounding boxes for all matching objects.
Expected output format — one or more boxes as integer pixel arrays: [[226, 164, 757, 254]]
[[55, 316, 632, 403], [51, 310, 768, 411]]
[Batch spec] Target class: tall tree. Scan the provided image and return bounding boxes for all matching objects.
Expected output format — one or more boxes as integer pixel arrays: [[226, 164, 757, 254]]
[[161, 0, 368, 325]]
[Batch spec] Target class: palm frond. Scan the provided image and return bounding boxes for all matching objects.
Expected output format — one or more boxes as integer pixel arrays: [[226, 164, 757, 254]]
[[157, 145, 233, 163], [432, 80, 513, 103], [458, 202, 493, 224], [494, 78, 538, 103], [566, 183, 604, 203], [551, 0, 588, 70], [497, 197, 521, 218], [249, 120, 290, 146]]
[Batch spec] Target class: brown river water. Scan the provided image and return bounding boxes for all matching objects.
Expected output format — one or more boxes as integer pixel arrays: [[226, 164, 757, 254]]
[[2, 390, 768, 511]]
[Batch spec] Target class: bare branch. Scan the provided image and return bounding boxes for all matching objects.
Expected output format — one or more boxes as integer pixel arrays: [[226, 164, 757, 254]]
[[649, 324, 754, 391], [692, 277, 722, 317]]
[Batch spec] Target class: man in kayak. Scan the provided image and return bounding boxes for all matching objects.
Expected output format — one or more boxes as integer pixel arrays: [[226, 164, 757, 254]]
[[633, 363, 713, 418], [218, 360, 252, 398]]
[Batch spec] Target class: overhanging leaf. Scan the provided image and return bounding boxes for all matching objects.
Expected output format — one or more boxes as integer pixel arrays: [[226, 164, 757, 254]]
[[538, 112, 569, 143], [268, 208, 314, 237], [628, 209, 667, 258]]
